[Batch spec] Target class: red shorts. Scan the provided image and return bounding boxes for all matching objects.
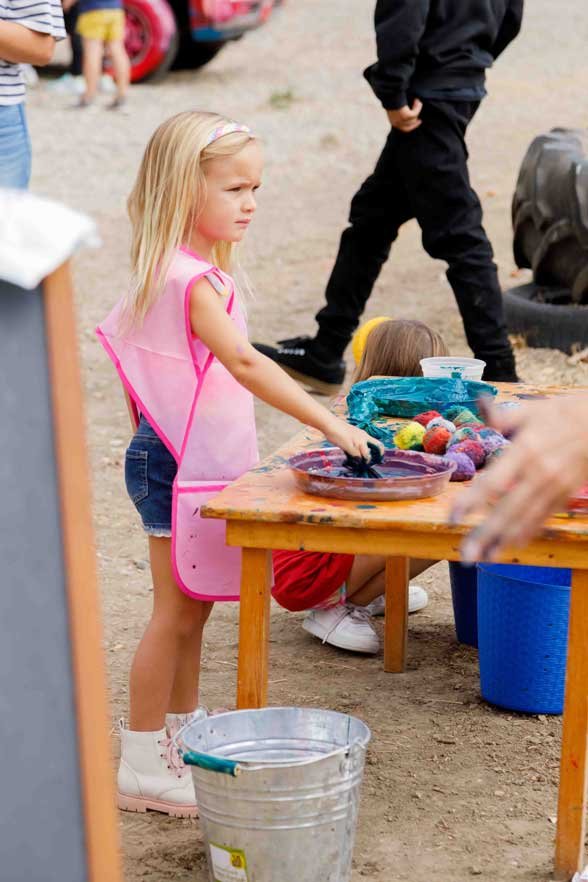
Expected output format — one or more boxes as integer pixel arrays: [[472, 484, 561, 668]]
[[272, 550, 354, 612]]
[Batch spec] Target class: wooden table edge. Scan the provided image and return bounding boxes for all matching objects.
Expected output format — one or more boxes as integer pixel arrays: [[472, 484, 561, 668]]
[[225, 520, 587, 569]]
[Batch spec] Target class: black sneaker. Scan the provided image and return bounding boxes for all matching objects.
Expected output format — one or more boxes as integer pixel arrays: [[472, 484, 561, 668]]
[[253, 336, 346, 395]]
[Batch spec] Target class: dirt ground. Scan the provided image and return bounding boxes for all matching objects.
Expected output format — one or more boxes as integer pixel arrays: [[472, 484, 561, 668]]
[[28, 1, 588, 879]]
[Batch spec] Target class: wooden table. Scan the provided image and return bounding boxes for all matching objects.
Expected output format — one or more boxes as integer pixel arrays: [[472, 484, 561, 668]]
[[203, 382, 588, 879]]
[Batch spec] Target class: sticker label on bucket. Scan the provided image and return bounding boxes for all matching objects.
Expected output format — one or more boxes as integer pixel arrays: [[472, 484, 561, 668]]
[[209, 843, 248, 882]]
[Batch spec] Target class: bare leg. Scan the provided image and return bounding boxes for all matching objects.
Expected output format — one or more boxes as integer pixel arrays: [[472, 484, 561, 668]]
[[129, 536, 211, 731], [168, 601, 213, 713], [346, 554, 435, 606], [81, 37, 103, 101], [107, 39, 130, 101]]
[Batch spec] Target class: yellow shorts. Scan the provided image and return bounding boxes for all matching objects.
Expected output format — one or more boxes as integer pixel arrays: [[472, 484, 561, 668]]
[[76, 9, 125, 42]]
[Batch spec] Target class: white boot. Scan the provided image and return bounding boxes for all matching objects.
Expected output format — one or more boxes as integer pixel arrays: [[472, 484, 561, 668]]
[[117, 720, 198, 818]]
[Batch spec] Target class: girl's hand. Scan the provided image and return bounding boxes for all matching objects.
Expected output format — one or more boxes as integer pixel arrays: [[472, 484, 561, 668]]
[[322, 416, 384, 460]]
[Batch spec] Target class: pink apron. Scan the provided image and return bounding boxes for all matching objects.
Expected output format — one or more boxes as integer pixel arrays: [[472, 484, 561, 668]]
[[96, 247, 258, 601]]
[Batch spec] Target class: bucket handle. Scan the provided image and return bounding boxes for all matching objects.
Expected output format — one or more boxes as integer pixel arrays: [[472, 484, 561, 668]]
[[183, 750, 241, 777]]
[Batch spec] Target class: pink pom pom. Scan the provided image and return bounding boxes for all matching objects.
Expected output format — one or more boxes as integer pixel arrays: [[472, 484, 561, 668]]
[[451, 439, 486, 469]]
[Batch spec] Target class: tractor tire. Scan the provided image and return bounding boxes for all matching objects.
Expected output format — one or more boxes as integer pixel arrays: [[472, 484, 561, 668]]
[[512, 128, 588, 303], [504, 282, 588, 354]]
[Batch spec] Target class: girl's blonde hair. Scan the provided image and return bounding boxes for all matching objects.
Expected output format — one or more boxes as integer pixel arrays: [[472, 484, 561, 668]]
[[125, 110, 255, 325], [354, 319, 449, 382]]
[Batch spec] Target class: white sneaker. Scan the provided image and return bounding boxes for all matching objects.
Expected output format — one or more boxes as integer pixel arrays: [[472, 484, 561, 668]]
[[302, 604, 380, 654], [100, 73, 117, 94], [365, 584, 429, 617], [47, 72, 85, 94], [117, 719, 198, 818]]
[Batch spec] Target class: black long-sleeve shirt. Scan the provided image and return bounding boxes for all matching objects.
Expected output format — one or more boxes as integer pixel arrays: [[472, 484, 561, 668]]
[[364, 0, 524, 110]]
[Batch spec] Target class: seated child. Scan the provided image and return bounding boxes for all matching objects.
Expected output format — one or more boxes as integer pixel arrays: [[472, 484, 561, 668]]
[[272, 318, 449, 654]]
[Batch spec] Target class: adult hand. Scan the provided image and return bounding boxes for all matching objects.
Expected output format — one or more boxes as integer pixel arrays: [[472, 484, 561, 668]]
[[450, 394, 588, 562], [387, 99, 423, 133]]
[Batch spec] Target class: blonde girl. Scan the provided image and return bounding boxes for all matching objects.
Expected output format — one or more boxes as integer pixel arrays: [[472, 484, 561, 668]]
[[97, 111, 381, 817]]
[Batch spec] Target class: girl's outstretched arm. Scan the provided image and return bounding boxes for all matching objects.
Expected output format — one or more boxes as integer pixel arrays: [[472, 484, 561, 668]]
[[190, 278, 382, 459]]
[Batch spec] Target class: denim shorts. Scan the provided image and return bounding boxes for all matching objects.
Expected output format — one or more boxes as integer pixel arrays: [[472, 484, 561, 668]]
[[0, 104, 31, 190], [125, 415, 178, 536]]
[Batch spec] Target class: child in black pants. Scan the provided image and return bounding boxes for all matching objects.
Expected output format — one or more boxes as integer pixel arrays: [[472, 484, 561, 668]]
[[256, 0, 524, 391]]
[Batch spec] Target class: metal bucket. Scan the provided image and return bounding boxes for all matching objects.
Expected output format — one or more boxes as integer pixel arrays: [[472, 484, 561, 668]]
[[178, 707, 371, 882]]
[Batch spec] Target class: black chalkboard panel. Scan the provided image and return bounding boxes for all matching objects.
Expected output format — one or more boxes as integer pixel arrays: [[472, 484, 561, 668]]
[[0, 280, 87, 881]]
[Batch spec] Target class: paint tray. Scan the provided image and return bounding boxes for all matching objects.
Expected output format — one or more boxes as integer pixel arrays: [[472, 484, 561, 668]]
[[347, 376, 498, 421], [288, 448, 456, 501]]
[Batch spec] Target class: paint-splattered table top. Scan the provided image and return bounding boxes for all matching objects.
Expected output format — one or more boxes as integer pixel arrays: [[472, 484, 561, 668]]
[[202, 382, 588, 539]]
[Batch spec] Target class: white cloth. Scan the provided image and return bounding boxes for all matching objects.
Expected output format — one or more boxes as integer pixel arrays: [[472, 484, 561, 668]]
[[0, 189, 99, 288]]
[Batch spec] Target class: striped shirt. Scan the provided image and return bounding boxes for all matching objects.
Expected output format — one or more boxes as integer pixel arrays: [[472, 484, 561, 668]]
[[0, 0, 65, 105]]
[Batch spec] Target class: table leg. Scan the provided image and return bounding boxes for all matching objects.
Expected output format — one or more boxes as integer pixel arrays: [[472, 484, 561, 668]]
[[384, 556, 409, 673], [555, 569, 588, 879], [236, 548, 271, 710]]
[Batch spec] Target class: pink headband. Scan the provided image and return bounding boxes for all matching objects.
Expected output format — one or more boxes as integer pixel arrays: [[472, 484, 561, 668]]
[[205, 122, 253, 147]]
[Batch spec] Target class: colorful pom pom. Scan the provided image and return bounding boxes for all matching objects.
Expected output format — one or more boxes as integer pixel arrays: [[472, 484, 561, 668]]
[[444, 405, 467, 422], [475, 427, 508, 455], [423, 426, 452, 455], [486, 446, 509, 465], [413, 410, 442, 428], [451, 439, 486, 469], [452, 408, 483, 428], [445, 450, 476, 481], [481, 434, 508, 456], [447, 427, 477, 447], [394, 422, 426, 451], [426, 417, 456, 434]]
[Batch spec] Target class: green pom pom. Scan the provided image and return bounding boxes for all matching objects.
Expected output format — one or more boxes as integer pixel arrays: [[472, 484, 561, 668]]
[[394, 422, 426, 451], [444, 405, 465, 421], [452, 408, 482, 428]]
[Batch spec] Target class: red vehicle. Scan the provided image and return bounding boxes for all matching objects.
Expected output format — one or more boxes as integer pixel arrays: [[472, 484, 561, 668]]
[[123, 0, 276, 82]]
